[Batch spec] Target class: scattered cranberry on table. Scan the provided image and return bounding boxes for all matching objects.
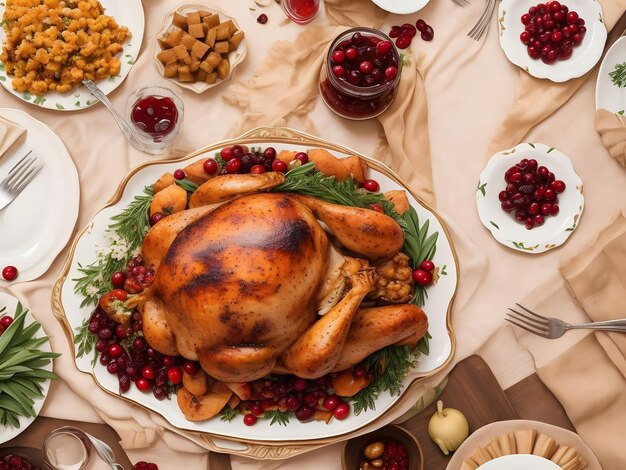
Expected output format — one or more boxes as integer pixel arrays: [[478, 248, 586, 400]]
[[2, 265, 18, 281], [257, 13, 268, 24], [500, 158, 565, 230], [520, 1, 586, 64], [389, 18, 434, 50]]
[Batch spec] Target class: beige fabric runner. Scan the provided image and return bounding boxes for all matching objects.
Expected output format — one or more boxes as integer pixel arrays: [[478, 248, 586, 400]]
[[225, 0, 435, 205]]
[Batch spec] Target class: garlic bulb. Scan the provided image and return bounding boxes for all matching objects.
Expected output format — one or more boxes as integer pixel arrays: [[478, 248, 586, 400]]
[[427, 400, 469, 455]]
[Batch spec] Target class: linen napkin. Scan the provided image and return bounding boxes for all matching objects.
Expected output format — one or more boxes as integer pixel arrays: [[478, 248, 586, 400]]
[[0, 116, 26, 160], [224, 0, 436, 205], [502, 211, 626, 470], [595, 108, 626, 168], [488, 0, 626, 157]]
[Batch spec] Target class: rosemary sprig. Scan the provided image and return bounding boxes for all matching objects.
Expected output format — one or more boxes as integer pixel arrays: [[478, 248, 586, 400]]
[[73, 185, 153, 308], [264, 409, 290, 426], [74, 316, 98, 366], [220, 406, 239, 422], [73, 186, 153, 357], [275, 163, 408, 231], [348, 345, 421, 415], [609, 62, 626, 88]]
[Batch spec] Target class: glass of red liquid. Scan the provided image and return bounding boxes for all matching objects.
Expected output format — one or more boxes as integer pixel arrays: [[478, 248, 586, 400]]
[[319, 28, 402, 120], [282, 0, 320, 24], [125, 86, 184, 154]]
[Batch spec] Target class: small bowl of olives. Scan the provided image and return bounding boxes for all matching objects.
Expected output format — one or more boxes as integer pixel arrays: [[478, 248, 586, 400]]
[[342, 424, 424, 470]]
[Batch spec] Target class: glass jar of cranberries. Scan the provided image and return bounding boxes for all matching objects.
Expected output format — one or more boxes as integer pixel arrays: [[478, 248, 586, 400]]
[[320, 28, 401, 120], [125, 86, 184, 154]]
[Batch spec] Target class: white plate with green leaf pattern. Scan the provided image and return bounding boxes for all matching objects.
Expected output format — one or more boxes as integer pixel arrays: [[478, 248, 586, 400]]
[[0, 0, 144, 111], [476, 143, 584, 254]]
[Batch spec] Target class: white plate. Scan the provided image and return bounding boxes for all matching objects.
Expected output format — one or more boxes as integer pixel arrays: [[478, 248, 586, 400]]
[[0, 0, 144, 111], [57, 128, 458, 445], [595, 36, 626, 113], [447, 420, 602, 470], [498, 0, 607, 82], [0, 108, 79, 286], [153, 3, 247, 94], [476, 142, 584, 254], [0, 289, 53, 444], [371, 0, 430, 15], [478, 454, 561, 470]]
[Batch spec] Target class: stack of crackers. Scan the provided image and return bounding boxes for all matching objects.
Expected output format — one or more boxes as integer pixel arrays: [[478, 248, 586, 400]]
[[461, 429, 587, 470]]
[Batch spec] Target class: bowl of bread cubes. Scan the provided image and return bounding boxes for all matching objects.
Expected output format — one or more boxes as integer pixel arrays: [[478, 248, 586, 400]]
[[154, 3, 246, 93]]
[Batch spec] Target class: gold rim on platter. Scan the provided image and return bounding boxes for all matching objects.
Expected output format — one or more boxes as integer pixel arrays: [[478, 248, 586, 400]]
[[51, 126, 459, 459]]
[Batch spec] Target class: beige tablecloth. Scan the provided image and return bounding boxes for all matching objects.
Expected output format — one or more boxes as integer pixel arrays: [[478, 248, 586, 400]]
[[2, 0, 626, 468]]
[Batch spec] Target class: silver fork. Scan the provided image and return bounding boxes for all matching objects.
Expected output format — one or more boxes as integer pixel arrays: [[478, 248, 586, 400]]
[[0, 151, 41, 211], [468, 0, 496, 40], [506, 303, 626, 339]]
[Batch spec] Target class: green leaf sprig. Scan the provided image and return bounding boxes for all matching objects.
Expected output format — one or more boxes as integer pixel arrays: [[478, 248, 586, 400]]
[[610, 62, 626, 88], [0, 303, 60, 428], [73, 185, 153, 359]]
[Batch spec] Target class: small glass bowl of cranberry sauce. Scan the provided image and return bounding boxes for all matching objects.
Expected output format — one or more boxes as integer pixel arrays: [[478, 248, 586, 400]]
[[320, 27, 402, 120], [125, 86, 184, 154]]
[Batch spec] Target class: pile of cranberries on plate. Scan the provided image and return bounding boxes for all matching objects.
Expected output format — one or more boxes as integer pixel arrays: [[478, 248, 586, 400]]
[[477, 142, 584, 254], [500, 158, 565, 230], [520, 1, 586, 64]]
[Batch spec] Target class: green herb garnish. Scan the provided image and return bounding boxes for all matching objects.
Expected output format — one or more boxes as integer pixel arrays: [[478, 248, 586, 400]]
[[0, 304, 60, 428], [610, 62, 626, 88], [264, 409, 290, 426]]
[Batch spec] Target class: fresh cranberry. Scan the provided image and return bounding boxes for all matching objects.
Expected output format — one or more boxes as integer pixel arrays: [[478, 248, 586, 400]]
[[135, 377, 150, 391], [385, 66, 398, 79], [332, 50, 345, 63], [412, 269, 432, 286], [295, 152, 309, 164], [551, 204, 560, 215], [332, 401, 350, 420], [257, 13, 268, 24], [2, 266, 17, 281], [295, 405, 315, 422], [95, 339, 108, 352], [323, 394, 340, 411], [149, 213, 163, 226], [263, 147, 276, 160], [551, 180, 566, 193], [420, 260, 435, 271], [362, 179, 379, 192], [167, 366, 182, 384], [421, 25, 434, 41], [415, 19, 427, 32], [345, 47, 357, 60], [272, 160, 288, 173], [142, 366, 156, 380], [0, 316, 13, 329], [173, 169, 185, 180], [389, 26, 401, 38], [183, 360, 199, 375], [359, 61, 373, 74], [395, 36, 411, 49], [243, 413, 257, 426], [203, 158, 218, 175], [250, 164, 265, 174], [376, 40, 392, 56], [332, 65, 345, 77], [108, 344, 124, 359], [133, 337, 146, 351], [220, 147, 234, 161], [111, 271, 126, 288], [226, 157, 241, 174]]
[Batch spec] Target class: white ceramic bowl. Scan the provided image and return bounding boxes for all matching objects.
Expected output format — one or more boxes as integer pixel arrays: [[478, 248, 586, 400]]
[[478, 454, 561, 470], [498, 0, 607, 82], [476, 142, 584, 254], [371, 0, 430, 14], [595, 36, 626, 113], [153, 3, 247, 94]]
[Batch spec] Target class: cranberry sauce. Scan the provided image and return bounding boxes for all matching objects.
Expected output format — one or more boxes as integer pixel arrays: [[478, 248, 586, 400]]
[[131, 95, 179, 140]]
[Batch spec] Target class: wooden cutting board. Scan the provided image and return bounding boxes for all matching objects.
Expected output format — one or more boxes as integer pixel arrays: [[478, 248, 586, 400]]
[[402, 355, 574, 469]]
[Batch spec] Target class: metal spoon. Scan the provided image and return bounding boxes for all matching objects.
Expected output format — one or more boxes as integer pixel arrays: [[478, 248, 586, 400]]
[[81, 430, 124, 470], [82, 79, 143, 152]]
